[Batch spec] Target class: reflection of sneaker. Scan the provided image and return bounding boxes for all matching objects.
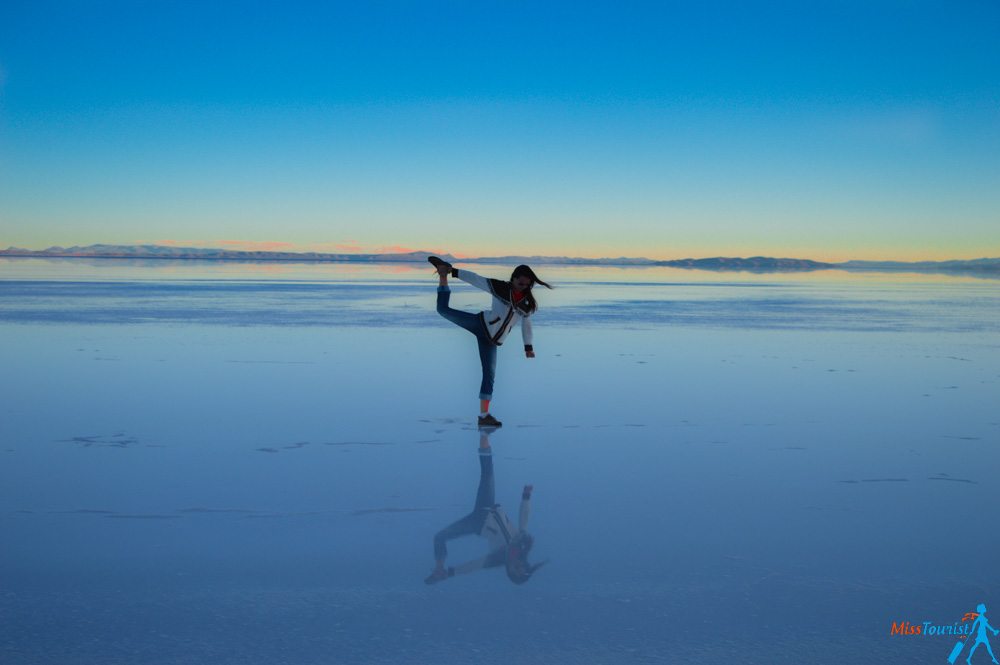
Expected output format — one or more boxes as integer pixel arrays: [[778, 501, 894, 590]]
[[478, 414, 502, 428], [424, 568, 451, 585]]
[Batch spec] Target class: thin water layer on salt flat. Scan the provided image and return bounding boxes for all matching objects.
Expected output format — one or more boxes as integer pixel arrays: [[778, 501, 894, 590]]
[[1, 259, 998, 664]]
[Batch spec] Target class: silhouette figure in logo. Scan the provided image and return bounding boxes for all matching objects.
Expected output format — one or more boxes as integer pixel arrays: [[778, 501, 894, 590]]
[[964, 603, 1000, 664], [424, 430, 545, 585]]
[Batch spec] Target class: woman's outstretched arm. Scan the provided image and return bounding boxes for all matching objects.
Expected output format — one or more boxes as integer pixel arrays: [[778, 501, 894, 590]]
[[454, 268, 494, 295], [451, 556, 490, 575], [426, 554, 486, 584]]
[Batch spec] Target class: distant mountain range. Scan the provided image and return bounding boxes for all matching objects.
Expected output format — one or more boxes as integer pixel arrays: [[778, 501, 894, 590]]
[[837, 258, 1000, 274], [2, 244, 998, 274]]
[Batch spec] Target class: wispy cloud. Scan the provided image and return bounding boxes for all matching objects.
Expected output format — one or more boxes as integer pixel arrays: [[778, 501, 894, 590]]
[[305, 241, 365, 252], [213, 240, 296, 251], [374, 245, 421, 254], [374, 244, 463, 257], [151, 239, 296, 251], [150, 239, 198, 247]]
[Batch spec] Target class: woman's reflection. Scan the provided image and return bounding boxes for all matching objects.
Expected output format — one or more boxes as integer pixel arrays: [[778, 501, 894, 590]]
[[425, 431, 545, 585]]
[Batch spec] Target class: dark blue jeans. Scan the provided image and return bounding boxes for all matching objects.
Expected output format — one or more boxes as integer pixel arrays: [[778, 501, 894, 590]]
[[437, 286, 496, 400], [433, 451, 495, 561]]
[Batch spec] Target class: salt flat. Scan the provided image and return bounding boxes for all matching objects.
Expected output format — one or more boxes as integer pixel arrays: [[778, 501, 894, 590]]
[[1, 258, 998, 663]]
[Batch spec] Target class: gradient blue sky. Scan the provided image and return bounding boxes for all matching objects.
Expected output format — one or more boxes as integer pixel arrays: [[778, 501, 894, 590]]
[[1, 1, 998, 261]]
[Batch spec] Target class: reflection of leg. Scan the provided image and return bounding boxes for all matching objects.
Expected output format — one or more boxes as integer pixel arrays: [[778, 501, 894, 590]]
[[474, 452, 496, 510], [477, 334, 497, 401], [432, 452, 493, 560], [436, 288, 481, 334], [433, 512, 481, 560]]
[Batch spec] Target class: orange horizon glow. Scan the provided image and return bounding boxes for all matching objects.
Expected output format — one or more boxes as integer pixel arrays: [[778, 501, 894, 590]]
[[11, 238, 995, 264]]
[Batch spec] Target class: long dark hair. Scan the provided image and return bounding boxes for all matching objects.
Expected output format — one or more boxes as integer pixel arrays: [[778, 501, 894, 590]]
[[510, 264, 552, 313]]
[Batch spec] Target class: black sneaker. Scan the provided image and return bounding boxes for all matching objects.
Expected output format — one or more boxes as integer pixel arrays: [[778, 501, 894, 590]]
[[478, 414, 502, 429], [427, 256, 453, 272]]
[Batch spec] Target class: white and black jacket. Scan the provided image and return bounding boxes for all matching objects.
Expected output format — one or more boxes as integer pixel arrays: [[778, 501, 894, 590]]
[[452, 268, 535, 351], [452, 495, 531, 576]]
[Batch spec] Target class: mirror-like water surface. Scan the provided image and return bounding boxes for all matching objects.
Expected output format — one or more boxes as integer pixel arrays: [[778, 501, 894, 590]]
[[2, 258, 998, 663]]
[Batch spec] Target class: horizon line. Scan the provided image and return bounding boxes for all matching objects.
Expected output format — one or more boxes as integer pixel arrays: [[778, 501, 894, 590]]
[[2, 243, 998, 267]]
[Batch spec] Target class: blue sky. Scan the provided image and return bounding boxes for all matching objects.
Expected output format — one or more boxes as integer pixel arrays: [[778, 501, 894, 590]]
[[1, 1, 998, 260]]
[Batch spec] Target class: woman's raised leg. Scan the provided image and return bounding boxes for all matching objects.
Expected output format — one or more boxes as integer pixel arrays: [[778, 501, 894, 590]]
[[436, 285, 483, 334]]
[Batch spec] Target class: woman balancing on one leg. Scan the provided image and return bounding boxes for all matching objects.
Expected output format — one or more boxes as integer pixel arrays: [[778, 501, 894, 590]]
[[428, 255, 552, 428]]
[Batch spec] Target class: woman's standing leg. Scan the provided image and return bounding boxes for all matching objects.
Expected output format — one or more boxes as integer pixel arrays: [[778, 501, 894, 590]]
[[476, 332, 497, 408]]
